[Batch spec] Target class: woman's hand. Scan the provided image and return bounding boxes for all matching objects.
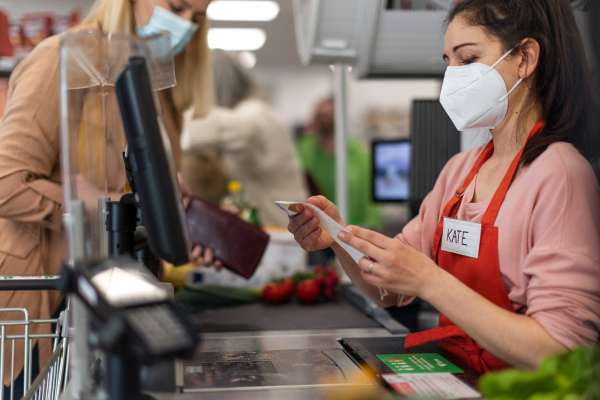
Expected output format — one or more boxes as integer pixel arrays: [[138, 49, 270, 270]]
[[338, 225, 440, 299], [179, 172, 225, 269], [187, 203, 240, 271], [190, 245, 223, 270], [287, 196, 344, 252]]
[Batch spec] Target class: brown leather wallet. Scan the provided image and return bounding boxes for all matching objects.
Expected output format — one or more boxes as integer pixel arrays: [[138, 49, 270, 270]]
[[185, 197, 269, 279]]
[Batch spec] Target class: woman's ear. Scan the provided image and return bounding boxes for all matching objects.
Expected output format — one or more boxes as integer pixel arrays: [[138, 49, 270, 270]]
[[518, 38, 540, 79]]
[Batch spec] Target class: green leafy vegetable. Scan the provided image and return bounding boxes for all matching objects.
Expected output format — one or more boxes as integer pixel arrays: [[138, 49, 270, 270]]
[[479, 346, 600, 400], [175, 285, 262, 310]]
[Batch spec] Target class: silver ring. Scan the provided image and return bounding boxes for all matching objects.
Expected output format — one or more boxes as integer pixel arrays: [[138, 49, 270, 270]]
[[368, 261, 374, 273]]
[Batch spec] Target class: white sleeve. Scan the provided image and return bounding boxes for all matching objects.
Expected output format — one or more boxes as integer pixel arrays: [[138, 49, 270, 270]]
[[181, 101, 263, 152]]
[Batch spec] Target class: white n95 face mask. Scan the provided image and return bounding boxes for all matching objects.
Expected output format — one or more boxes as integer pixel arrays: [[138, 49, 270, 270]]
[[439, 46, 523, 131], [137, 5, 199, 56]]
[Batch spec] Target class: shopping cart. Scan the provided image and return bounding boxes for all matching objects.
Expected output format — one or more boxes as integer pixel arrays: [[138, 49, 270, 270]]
[[0, 275, 68, 400]]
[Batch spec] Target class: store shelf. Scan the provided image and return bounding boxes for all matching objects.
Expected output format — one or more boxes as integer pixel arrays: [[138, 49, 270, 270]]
[[0, 0, 95, 20]]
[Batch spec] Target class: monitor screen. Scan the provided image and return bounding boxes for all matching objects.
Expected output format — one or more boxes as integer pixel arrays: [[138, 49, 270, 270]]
[[372, 139, 411, 202], [115, 56, 192, 266]]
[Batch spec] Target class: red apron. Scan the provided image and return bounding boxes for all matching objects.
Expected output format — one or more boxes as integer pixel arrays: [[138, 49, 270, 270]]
[[405, 119, 546, 373]]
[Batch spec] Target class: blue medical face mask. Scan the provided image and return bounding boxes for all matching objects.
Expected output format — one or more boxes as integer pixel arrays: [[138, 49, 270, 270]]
[[137, 5, 199, 56]]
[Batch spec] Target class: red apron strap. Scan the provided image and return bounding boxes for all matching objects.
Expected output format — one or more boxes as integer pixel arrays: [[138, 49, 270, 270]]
[[405, 325, 468, 348], [481, 119, 546, 226]]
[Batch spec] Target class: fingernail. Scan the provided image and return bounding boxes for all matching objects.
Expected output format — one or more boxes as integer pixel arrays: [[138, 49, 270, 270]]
[[346, 226, 354, 233], [338, 231, 346, 240]]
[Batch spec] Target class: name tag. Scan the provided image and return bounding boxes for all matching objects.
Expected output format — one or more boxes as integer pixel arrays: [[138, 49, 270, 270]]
[[440, 218, 481, 259]]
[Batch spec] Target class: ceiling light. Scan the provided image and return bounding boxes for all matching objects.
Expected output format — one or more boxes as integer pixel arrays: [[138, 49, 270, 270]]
[[208, 28, 267, 51], [207, 1, 280, 22]]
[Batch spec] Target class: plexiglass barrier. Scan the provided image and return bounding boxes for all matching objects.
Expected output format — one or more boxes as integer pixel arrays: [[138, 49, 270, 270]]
[[59, 31, 175, 264]]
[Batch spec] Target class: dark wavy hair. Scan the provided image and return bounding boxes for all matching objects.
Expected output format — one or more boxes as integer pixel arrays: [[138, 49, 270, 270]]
[[447, 0, 599, 166]]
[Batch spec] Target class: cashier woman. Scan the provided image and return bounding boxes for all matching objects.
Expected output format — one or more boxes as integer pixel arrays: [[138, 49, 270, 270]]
[[0, 0, 214, 388], [288, 0, 600, 373]]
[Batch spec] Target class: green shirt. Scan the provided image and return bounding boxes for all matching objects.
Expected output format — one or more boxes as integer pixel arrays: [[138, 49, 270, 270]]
[[296, 134, 382, 229]]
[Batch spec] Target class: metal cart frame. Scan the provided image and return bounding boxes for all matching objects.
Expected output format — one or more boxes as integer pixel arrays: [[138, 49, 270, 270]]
[[0, 276, 68, 400]]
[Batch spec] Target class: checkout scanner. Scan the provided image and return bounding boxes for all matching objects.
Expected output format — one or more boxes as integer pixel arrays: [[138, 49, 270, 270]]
[[61, 258, 199, 400]]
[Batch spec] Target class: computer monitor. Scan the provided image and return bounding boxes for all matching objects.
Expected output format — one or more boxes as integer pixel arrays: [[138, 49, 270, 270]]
[[372, 139, 411, 202], [115, 56, 192, 266]]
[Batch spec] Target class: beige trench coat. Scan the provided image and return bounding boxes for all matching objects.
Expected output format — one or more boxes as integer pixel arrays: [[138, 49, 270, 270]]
[[0, 28, 182, 385]]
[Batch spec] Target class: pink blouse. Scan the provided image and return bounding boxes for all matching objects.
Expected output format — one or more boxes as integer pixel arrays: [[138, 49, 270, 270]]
[[396, 142, 600, 349]]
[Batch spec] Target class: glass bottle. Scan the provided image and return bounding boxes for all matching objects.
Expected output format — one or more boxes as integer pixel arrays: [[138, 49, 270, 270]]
[[220, 181, 262, 227]]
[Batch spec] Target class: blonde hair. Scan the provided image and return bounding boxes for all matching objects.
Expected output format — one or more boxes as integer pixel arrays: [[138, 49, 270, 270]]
[[81, 0, 213, 118]]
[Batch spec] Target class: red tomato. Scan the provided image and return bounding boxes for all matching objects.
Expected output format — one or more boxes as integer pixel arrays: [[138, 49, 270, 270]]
[[281, 278, 295, 298], [314, 275, 325, 287], [325, 268, 339, 284], [262, 283, 290, 304], [296, 279, 321, 303]]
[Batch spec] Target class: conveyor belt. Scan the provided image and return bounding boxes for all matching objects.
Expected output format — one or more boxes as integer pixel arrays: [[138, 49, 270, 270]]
[[193, 299, 381, 332]]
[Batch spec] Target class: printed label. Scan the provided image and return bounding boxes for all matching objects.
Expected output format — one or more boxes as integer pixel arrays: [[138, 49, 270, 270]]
[[440, 218, 482, 258]]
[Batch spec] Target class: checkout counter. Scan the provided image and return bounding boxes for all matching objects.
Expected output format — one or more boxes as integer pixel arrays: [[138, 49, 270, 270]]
[[57, 272, 481, 400], [159, 285, 481, 399]]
